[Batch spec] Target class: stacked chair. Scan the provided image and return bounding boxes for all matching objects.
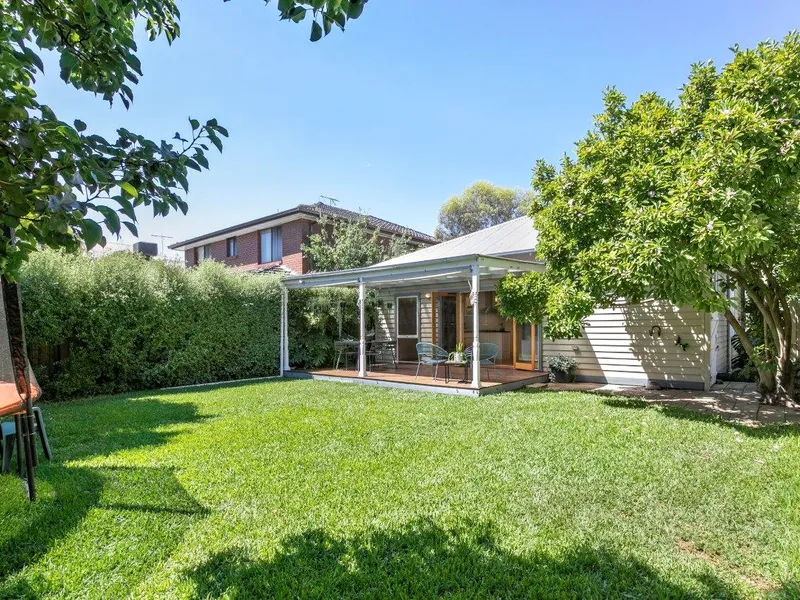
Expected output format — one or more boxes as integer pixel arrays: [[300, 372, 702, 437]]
[[0, 275, 43, 500]]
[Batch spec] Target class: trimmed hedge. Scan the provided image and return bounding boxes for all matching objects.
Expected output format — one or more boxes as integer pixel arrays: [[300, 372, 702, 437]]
[[20, 250, 359, 400]]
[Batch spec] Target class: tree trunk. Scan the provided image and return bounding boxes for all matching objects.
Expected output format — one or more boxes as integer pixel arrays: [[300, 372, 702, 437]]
[[759, 344, 797, 406]]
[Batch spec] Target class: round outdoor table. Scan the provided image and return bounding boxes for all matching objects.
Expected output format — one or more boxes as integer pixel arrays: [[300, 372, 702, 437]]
[[444, 360, 469, 384]]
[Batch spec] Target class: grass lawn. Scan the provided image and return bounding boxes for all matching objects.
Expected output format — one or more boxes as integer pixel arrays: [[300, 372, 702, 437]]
[[0, 379, 798, 599]]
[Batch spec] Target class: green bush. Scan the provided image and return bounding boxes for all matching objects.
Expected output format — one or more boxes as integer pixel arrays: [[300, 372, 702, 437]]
[[20, 250, 359, 400]]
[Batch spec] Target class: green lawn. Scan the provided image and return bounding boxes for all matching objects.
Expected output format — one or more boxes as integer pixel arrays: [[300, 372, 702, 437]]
[[0, 379, 798, 599]]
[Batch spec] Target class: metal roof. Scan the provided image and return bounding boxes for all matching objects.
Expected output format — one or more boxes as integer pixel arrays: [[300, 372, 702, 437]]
[[373, 217, 537, 268], [282, 254, 544, 289]]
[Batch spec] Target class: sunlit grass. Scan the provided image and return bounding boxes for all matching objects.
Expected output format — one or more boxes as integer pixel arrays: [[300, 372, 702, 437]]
[[1, 379, 797, 598]]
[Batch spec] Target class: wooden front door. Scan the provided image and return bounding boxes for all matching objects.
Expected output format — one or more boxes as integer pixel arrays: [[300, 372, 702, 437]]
[[512, 319, 537, 370]]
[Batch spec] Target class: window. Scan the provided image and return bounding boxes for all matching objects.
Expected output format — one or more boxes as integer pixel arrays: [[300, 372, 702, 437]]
[[396, 295, 419, 362], [194, 245, 212, 264], [397, 296, 419, 337], [259, 226, 282, 263], [226, 237, 237, 257]]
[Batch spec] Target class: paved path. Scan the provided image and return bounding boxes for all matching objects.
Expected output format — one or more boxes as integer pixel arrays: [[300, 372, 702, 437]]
[[529, 381, 800, 426]]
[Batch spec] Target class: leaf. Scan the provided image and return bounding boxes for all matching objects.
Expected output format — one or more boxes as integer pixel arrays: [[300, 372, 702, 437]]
[[207, 130, 223, 153], [96, 205, 121, 234], [120, 182, 138, 198], [176, 172, 189, 192], [333, 11, 346, 29], [184, 158, 202, 172], [74, 119, 87, 132], [82, 219, 103, 249], [346, 0, 364, 19], [195, 151, 209, 169], [289, 6, 306, 22], [117, 197, 136, 220], [323, 15, 332, 36], [122, 221, 139, 237], [189, 118, 200, 130], [310, 20, 323, 42]]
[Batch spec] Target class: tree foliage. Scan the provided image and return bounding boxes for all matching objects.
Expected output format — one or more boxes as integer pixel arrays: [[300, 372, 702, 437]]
[[434, 181, 534, 240], [496, 33, 800, 405], [302, 212, 414, 272], [0, 0, 367, 280]]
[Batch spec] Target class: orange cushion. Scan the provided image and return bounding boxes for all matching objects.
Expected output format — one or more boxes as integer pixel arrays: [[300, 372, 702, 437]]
[[0, 381, 24, 417]]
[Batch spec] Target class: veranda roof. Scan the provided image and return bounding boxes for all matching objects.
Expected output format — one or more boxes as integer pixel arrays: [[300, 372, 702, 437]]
[[282, 217, 542, 289]]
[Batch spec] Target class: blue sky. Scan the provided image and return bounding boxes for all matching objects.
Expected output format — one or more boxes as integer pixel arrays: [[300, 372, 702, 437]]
[[37, 0, 800, 255]]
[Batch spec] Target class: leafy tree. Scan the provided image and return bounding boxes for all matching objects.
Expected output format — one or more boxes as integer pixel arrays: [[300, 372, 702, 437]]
[[303, 213, 413, 272], [0, 0, 368, 280], [434, 181, 534, 240], [496, 33, 800, 406]]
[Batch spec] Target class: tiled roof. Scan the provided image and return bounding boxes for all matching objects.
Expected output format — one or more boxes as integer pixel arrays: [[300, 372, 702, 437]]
[[170, 202, 436, 250], [298, 202, 437, 243]]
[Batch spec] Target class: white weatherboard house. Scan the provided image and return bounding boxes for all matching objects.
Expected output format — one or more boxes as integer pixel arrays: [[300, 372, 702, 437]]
[[279, 217, 733, 396]]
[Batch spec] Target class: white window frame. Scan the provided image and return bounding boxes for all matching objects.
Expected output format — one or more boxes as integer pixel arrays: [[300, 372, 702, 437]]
[[259, 229, 273, 264], [395, 295, 420, 340]]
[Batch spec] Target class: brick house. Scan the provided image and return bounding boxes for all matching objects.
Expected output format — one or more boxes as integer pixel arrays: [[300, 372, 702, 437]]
[[169, 202, 437, 274]]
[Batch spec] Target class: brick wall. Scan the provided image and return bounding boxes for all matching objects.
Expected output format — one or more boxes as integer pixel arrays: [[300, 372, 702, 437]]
[[182, 217, 315, 273]]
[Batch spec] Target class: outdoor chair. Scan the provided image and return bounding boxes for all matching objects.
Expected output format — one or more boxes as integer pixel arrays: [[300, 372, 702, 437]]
[[334, 337, 358, 370], [415, 342, 449, 380], [1, 405, 51, 474], [464, 342, 500, 381], [0, 275, 42, 500]]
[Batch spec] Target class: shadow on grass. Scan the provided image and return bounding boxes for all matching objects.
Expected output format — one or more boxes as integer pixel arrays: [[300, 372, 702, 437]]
[[601, 397, 800, 439], [0, 398, 208, 595], [514, 388, 800, 439], [45, 396, 207, 462], [187, 519, 745, 599], [0, 465, 208, 596]]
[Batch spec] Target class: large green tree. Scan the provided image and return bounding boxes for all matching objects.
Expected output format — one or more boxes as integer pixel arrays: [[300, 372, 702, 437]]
[[434, 181, 534, 240], [0, 0, 367, 279], [496, 33, 800, 406]]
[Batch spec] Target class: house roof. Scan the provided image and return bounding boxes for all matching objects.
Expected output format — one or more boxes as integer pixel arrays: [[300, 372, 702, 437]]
[[282, 217, 542, 289], [373, 216, 537, 267], [169, 202, 437, 250]]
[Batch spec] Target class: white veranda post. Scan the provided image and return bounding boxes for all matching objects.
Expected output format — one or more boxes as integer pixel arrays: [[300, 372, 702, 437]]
[[280, 285, 289, 375], [358, 280, 367, 377], [471, 263, 481, 389]]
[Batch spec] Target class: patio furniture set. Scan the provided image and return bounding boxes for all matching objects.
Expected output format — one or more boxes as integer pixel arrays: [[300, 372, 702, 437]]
[[334, 335, 397, 371], [333, 336, 499, 384], [415, 342, 499, 383]]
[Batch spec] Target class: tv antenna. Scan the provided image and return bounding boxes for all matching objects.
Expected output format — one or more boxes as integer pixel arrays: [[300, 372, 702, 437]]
[[320, 195, 340, 206], [151, 233, 174, 255]]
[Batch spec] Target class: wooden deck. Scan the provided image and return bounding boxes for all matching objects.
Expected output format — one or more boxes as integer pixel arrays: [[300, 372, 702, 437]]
[[287, 363, 548, 396]]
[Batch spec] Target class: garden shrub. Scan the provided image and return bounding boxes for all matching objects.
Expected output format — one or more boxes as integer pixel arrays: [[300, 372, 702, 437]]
[[20, 249, 359, 400]]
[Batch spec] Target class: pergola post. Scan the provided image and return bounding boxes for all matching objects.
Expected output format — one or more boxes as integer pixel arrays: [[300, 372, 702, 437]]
[[471, 263, 481, 389], [280, 285, 288, 375], [358, 279, 367, 377]]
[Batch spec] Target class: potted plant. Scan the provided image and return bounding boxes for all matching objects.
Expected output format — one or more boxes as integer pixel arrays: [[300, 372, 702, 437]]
[[547, 355, 578, 383], [450, 342, 465, 363]]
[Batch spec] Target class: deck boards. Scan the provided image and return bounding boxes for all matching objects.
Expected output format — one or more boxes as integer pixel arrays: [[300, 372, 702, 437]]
[[290, 363, 548, 395]]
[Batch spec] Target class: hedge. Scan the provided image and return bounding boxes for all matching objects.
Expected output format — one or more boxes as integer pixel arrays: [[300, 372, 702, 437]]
[[20, 250, 360, 400]]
